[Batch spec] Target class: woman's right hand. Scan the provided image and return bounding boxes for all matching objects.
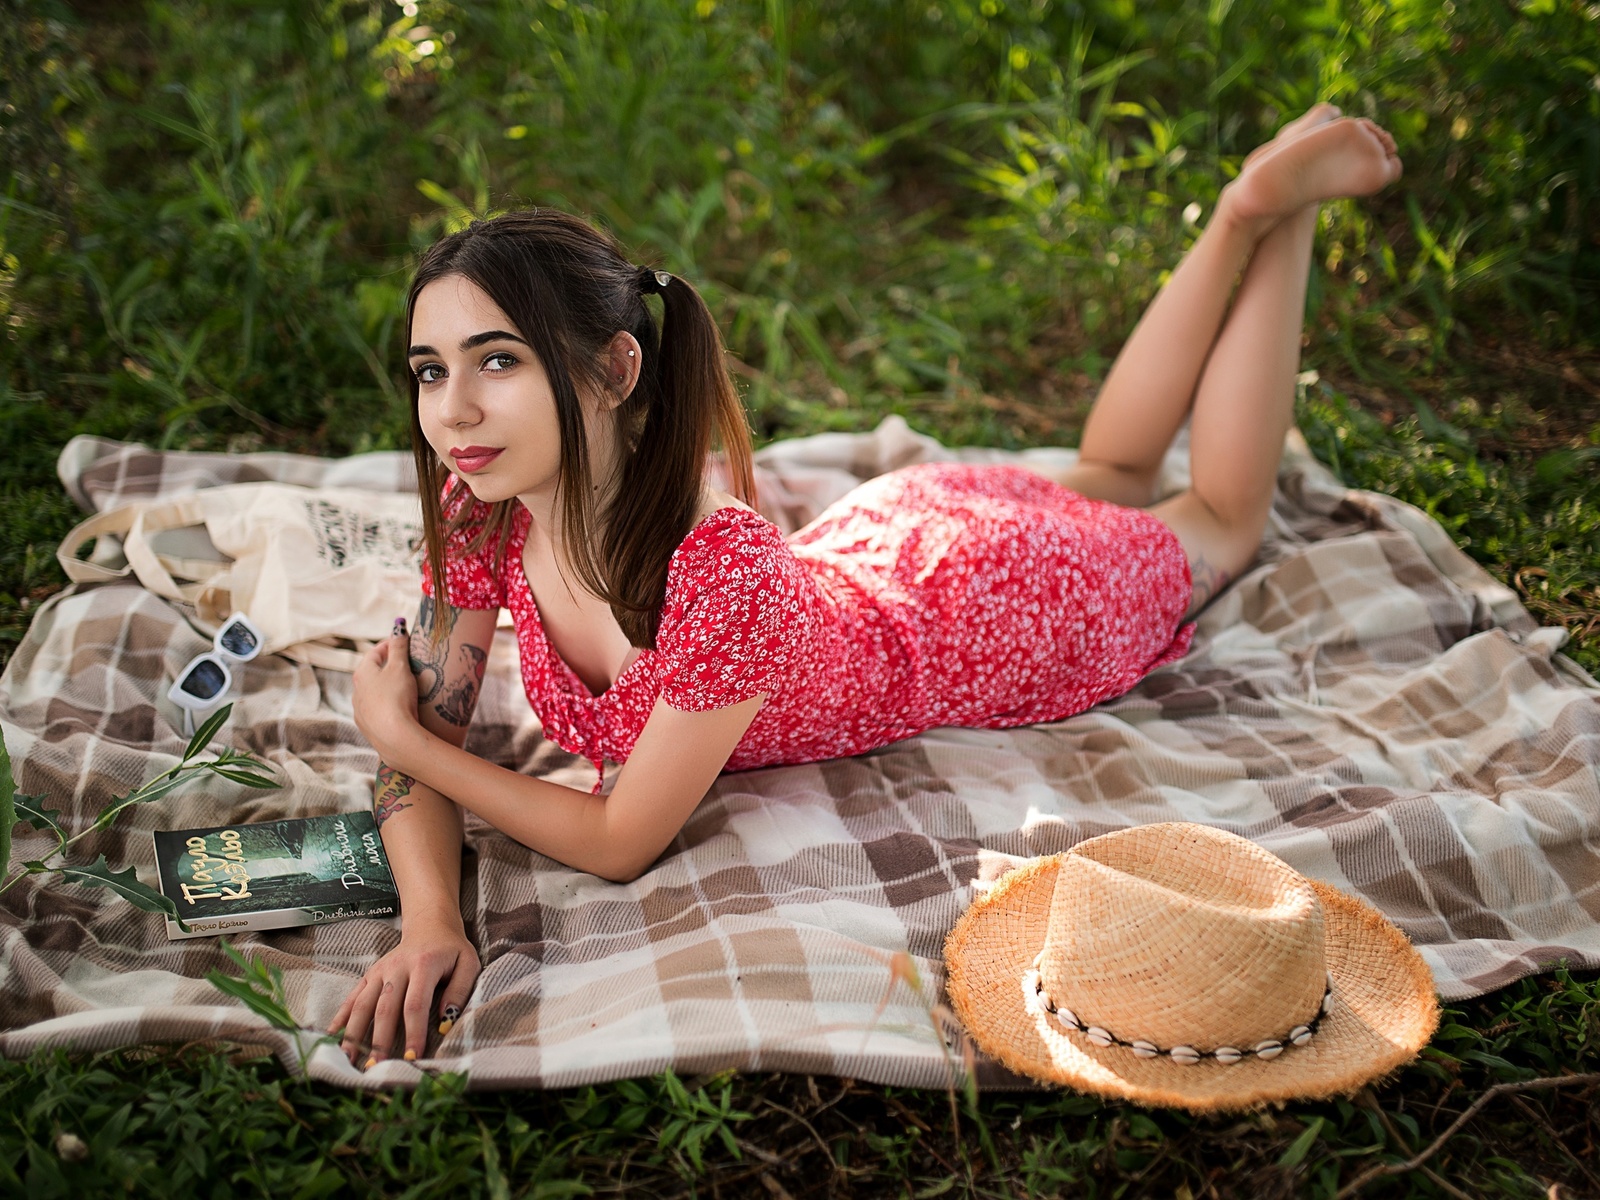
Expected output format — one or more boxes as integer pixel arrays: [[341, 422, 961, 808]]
[[327, 916, 480, 1066]]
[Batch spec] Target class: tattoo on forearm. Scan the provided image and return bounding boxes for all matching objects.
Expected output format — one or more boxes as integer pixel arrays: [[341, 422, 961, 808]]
[[437, 681, 477, 726], [436, 645, 487, 727], [374, 762, 416, 827], [1187, 552, 1234, 615], [408, 596, 457, 704]]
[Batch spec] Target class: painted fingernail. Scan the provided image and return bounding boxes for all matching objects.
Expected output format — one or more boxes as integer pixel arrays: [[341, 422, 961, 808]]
[[404, 1049, 417, 1062], [437, 1018, 455, 1036], [442, 1004, 462, 1022], [363, 1055, 377, 1069], [393, 617, 408, 637]]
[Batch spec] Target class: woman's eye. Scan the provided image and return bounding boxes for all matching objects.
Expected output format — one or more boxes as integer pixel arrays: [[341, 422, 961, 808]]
[[415, 363, 444, 384], [483, 352, 518, 372]]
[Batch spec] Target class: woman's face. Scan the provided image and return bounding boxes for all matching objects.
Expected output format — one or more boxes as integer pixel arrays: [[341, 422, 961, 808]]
[[409, 274, 595, 511]]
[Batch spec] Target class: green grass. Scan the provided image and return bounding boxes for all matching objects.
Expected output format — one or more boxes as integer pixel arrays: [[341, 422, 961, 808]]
[[2, 0, 1598, 1194], [4, 967, 1599, 1197]]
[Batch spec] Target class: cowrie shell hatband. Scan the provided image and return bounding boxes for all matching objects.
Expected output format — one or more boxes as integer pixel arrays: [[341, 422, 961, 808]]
[[1025, 953, 1335, 1066]]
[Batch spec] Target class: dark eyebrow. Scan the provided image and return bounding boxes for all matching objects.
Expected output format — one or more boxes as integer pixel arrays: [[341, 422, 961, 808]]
[[407, 330, 530, 358]]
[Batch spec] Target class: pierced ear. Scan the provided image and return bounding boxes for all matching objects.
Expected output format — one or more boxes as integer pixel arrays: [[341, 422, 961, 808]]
[[603, 332, 643, 408]]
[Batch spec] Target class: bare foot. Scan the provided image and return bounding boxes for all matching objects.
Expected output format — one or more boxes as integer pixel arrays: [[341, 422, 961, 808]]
[[1221, 117, 1402, 228], [1239, 102, 1343, 174]]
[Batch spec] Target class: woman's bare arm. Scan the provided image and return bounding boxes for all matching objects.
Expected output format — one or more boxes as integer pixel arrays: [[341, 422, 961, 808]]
[[380, 692, 764, 883], [330, 595, 497, 1065], [371, 764, 464, 917], [370, 593, 475, 914], [375, 596, 496, 899]]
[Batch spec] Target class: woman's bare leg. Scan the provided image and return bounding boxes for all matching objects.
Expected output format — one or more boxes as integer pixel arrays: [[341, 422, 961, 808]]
[[1054, 113, 1403, 618], [1053, 103, 1344, 509], [1144, 203, 1320, 613]]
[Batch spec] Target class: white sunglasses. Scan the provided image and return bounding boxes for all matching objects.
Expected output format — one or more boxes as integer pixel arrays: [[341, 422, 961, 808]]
[[166, 612, 265, 737]]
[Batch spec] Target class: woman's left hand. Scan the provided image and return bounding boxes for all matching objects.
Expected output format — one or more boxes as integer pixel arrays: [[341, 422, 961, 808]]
[[352, 628, 420, 764]]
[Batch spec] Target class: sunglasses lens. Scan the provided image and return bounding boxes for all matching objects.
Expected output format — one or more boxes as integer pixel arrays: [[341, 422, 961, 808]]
[[177, 658, 227, 700], [218, 620, 260, 658]]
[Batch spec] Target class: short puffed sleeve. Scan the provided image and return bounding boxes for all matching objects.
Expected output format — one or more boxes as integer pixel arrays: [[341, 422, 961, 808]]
[[656, 512, 806, 712], [419, 477, 505, 611]]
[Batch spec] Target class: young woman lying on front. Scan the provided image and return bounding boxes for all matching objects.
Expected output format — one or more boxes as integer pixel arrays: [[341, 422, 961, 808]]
[[331, 104, 1402, 1066]]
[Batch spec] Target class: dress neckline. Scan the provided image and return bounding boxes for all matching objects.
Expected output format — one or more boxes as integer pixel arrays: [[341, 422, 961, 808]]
[[512, 503, 764, 701]]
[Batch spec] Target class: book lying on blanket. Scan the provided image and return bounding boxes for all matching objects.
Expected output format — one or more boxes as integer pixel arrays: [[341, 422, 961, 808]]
[[152, 812, 400, 940]]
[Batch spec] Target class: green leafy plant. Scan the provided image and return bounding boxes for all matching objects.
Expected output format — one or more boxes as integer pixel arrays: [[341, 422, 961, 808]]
[[0, 709, 329, 1071], [205, 938, 332, 1076], [0, 702, 281, 930], [204, 939, 298, 1031], [647, 1069, 754, 1179]]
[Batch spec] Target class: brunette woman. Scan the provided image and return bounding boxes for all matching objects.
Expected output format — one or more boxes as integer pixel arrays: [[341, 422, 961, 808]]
[[331, 104, 1401, 1066]]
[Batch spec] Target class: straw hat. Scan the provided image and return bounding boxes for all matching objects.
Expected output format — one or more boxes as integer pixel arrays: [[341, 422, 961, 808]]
[[943, 823, 1439, 1111]]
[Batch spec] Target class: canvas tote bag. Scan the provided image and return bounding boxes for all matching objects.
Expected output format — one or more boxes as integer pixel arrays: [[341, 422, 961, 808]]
[[56, 483, 429, 672]]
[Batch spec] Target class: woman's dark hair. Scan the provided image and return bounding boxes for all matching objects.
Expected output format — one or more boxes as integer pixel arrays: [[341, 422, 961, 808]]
[[407, 209, 757, 649]]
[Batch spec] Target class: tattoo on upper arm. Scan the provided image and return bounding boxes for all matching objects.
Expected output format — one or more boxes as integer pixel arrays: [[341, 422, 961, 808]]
[[1186, 552, 1234, 616], [408, 595, 457, 704], [436, 644, 487, 727], [374, 762, 416, 827]]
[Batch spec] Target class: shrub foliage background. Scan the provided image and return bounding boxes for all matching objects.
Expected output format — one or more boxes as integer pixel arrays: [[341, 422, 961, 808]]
[[1, 0, 1597, 1195], [4, 0, 1597, 672]]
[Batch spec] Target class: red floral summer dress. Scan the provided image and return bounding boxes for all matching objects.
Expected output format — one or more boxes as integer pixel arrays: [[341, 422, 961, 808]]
[[420, 463, 1194, 784]]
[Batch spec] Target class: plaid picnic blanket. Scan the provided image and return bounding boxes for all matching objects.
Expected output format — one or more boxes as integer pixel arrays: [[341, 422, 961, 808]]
[[3, 417, 1598, 1093]]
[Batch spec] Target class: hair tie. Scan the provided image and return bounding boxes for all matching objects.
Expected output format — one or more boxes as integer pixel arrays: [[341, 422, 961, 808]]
[[638, 267, 671, 295]]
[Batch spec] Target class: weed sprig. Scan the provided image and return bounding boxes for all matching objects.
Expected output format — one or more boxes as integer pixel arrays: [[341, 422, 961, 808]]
[[0, 702, 279, 928]]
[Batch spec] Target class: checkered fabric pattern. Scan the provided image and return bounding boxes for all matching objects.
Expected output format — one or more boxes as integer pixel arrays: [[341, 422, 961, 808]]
[[2, 418, 1596, 1091]]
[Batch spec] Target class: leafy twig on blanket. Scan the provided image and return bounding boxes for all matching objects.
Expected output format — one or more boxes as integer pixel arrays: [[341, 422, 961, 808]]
[[0, 702, 281, 930], [206, 939, 334, 1079]]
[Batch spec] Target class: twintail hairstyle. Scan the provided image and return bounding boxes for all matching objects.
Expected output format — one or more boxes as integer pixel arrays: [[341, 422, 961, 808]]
[[405, 209, 757, 649]]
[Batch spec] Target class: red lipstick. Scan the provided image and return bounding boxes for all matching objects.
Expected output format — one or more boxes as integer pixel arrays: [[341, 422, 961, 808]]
[[449, 446, 504, 473]]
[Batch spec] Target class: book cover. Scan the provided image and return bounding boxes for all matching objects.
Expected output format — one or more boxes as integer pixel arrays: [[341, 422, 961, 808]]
[[152, 811, 401, 940]]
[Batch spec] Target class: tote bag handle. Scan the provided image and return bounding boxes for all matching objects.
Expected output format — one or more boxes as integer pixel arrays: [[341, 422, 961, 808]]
[[57, 491, 393, 675], [57, 496, 217, 602], [56, 505, 140, 585], [279, 638, 373, 673], [122, 497, 214, 604]]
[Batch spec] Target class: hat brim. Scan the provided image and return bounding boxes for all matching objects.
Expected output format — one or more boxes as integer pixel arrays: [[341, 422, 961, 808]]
[[943, 855, 1440, 1113]]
